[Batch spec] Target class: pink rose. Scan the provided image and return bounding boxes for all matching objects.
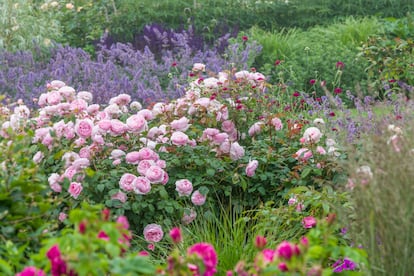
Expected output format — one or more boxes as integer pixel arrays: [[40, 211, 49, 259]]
[[261, 249, 276, 263], [119, 173, 137, 191], [46, 91, 62, 105], [271, 117, 283, 130], [187, 243, 218, 276], [110, 119, 126, 136], [133, 176, 151, 194], [302, 127, 323, 143], [58, 212, 67, 222], [111, 149, 125, 160], [221, 120, 236, 133], [70, 99, 88, 112], [79, 147, 91, 159], [143, 224, 164, 243], [126, 114, 147, 133], [170, 117, 190, 132], [72, 158, 90, 170], [97, 119, 112, 131], [75, 119, 93, 138], [192, 63, 206, 72], [111, 191, 127, 203], [316, 146, 326, 155], [248, 122, 264, 136], [125, 151, 141, 164], [275, 241, 296, 260], [245, 160, 259, 177], [295, 148, 313, 162], [288, 196, 297, 206], [202, 128, 220, 141], [230, 142, 245, 160], [63, 165, 78, 180], [171, 131, 189, 146], [48, 173, 62, 193], [137, 159, 156, 175], [145, 166, 165, 184], [33, 151, 44, 164], [175, 179, 193, 196], [191, 190, 207, 206], [302, 216, 317, 229], [137, 109, 154, 121], [211, 132, 228, 144], [68, 182, 83, 199], [254, 235, 267, 249], [182, 208, 197, 224], [137, 147, 159, 161]]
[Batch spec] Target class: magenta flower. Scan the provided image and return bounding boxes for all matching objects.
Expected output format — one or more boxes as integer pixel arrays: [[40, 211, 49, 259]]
[[275, 241, 295, 260], [16, 266, 46, 276], [254, 235, 267, 249], [187, 242, 218, 276], [309, 79, 316, 85], [169, 227, 182, 243], [302, 216, 317, 229], [336, 61, 345, 69]]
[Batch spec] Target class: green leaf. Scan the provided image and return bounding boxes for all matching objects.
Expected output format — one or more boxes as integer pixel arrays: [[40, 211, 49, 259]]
[[0, 259, 13, 276], [206, 168, 215, 176], [301, 167, 312, 178], [97, 184, 105, 192]]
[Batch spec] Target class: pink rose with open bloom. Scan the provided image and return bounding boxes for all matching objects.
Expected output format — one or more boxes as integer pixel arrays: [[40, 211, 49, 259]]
[[175, 179, 193, 196], [137, 147, 159, 161], [191, 190, 207, 206], [58, 212, 67, 222], [48, 173, 62, 193], [125, 151, 141, 164], [295, 148, 313, 162], [137, 159, 155, 175], [187, 243, 218, 276], [75, 119, 93, 138], [126, 114, 147, 133], [271, 117, 283, 130], [248, 122, 264, 136], [276, 241, 298, 260], [221, 120, 236, 133], [110, 119, 126, 136], [133, 176, 151, 195], [111, 191, 127, 203], [230, 142, 245, 160], [192, 63, 206, 72], [302, 216, 317, 229], [143, 224, 164, 243], [245, 160, 259, 177], [302, 127, 323, 143], [171, 131, 189, 146], [119, 173, 137, 191], [170, 117, 190, 131], [33, 151, 44, 164], [68, 182, 83, 199], [145, 165, 165, 184]]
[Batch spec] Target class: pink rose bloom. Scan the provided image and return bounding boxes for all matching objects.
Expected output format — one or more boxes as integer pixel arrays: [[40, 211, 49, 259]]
[[125, 151, 141, 164], [137, 159, 156, 175], [145, 166, 165, 184], [161, 171, 169, 185], [46, 91, 62, 105], [235, 70, 250, 79], [191, 190, 207, 206], [116, 215, 130, 230], [58, 85, 75, 100], [79, 147, 91, 159], [245, 160, 259, 177], [110, 119, 126, 136], [182, 208, 197, 224], [202, 128, 220, 140], [97, 119, 112, 131], [169, 227, 182, 243], [77, 91, 93, 103], [295, 148, 313, 162], [302, 127, 323, 143], [68, 182, 83, 199], [248, 122, 264, 136], [50, 80, 66, 89], [271, 117, 283, 130], [137, 147, 159, 161], [48, 173, 62, 193], [170, 117, 190, 132], [316, 146, 326, 155], [276, 241, 296, 260], [219, 140, 231, 154], [288, 196, 297, 206], [75, 119, 94, 138], [211, 132, 228, 144], [192, 63, 206, 72], [87, 104, 100, 115], [171, 131, 189, 146], [16, 266, 46, 276], [33, 151, 44, 164], [254, 235, 267, 249], [119, 173, 137, 191], [63, 165, 79, 180], [133, 176, 151, 195], [111, 149, 125, 160], [111, 191, 127, 203], [203, 77, 219, 88], [126, 114, 147, 133], [58, 212, 67, 222], [143, 224, 164, 243], [187, 243, 218, 276], [175, 179, 193, 196], [221, 120, 236, 133], [112, 94, 131, 106], [70, 98, 88, 112], [72, 158, 90, 170], [230, 142, 245, 160], [302, 216, 317, 229], [156, 159, 166, 168], [137, 109, 154, 121]]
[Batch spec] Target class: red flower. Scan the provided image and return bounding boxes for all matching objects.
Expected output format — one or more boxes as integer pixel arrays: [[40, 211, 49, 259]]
[[242, 36, 248, 42], [293, 91, 300, 97], [336, 61, 345, 69], [309, 79, 316, 85], [334, 87, 342, 94]]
